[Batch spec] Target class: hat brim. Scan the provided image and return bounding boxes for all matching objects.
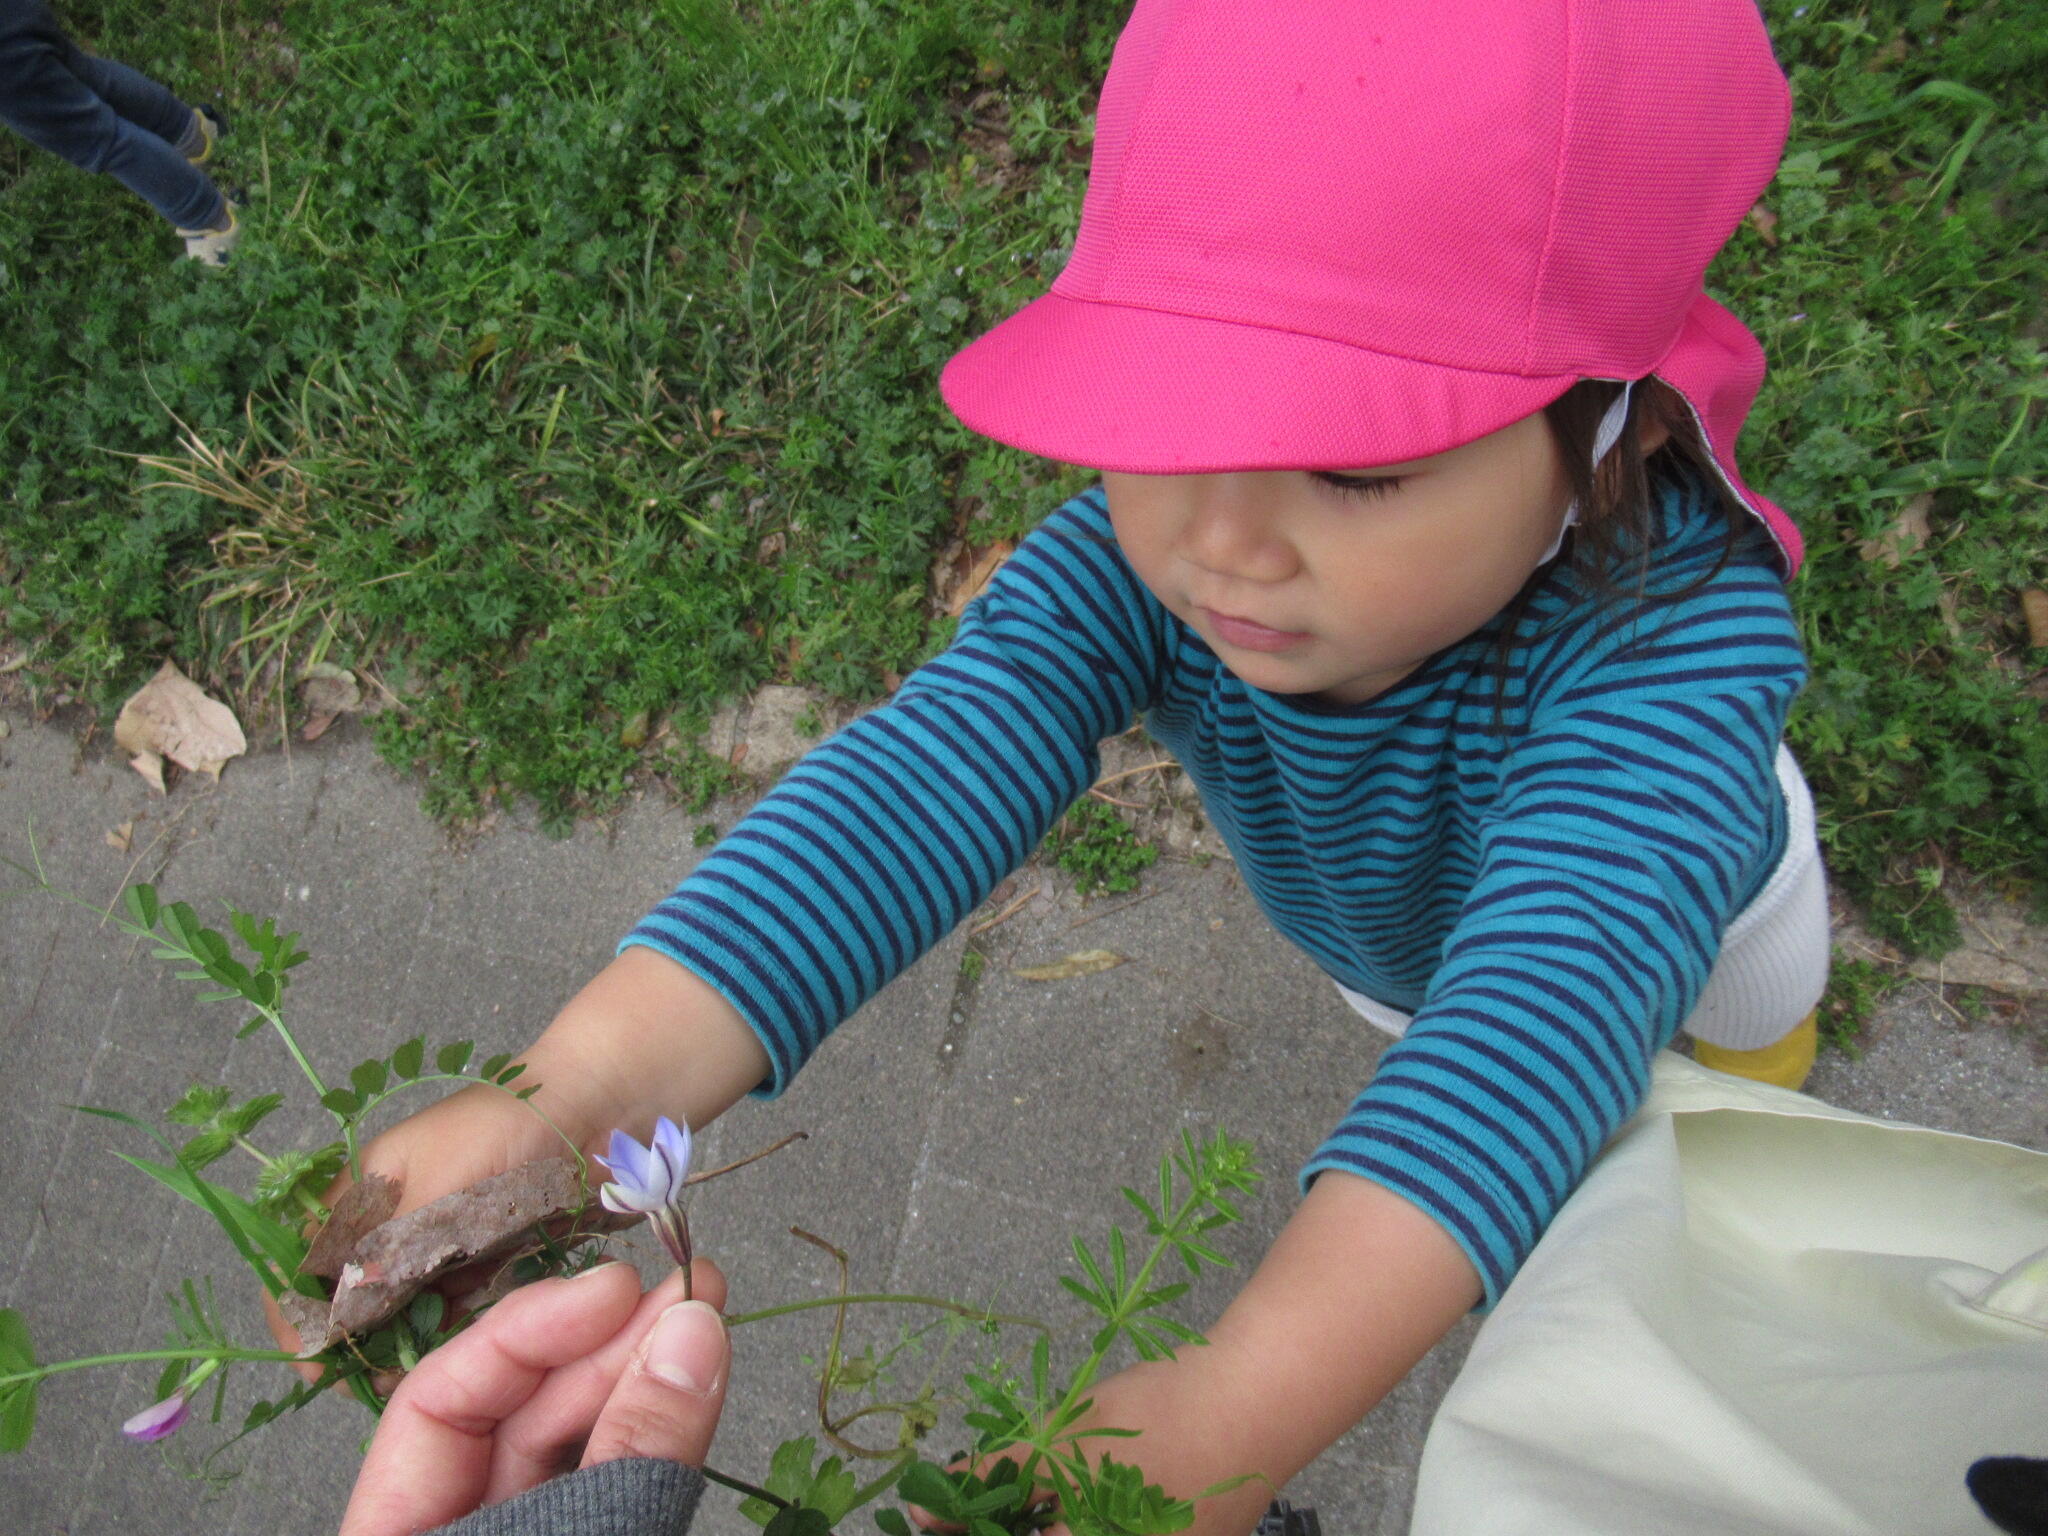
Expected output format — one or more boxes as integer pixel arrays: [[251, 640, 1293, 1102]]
[[940, 291, 1573, 474], [941, 289, 1800, 575]]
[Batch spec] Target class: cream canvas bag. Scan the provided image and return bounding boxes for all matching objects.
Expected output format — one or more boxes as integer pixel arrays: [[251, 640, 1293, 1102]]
[[1409, 1054, 2048, 1535]]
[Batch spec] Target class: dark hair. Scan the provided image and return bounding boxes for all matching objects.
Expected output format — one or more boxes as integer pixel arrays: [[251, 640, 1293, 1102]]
[[1464, 377, 1748, 727], [1538, 375, 1743, 596]]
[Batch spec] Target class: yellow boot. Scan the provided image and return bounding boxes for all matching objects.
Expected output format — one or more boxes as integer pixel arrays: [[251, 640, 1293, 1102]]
[[1693, 1010, 1818, 1092]]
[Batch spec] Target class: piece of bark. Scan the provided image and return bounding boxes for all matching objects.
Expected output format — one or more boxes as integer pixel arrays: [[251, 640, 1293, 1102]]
[[300, 1173, 402, 1279], [327, 1158, 588, 1339], [276, 1288, 342, 1354]]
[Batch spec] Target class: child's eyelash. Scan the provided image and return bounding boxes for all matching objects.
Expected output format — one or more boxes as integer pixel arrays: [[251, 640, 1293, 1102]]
[[1311, 472, 1405, 501]]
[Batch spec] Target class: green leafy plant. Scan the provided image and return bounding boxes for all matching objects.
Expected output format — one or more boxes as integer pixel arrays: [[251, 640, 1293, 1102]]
[[1, 856, 1261, 1536], [1815, 951, 1906, 1057], [1049, 801, 1159, 898]]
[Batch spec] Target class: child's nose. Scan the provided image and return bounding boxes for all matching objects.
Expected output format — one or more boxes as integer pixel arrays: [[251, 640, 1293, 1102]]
[[1178, 478, 1300, 583]]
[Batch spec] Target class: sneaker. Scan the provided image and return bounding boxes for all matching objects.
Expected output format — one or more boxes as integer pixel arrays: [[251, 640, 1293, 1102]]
[[184, 103, 229, 165], [177, 202, 240, 266]]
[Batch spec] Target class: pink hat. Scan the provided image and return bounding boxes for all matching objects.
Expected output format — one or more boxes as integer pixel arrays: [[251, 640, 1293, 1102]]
[[940, 0, 1802, 573]]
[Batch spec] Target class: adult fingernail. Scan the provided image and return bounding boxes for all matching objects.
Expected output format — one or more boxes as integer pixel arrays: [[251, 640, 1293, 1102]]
[[646, 1300, 725, 1396]]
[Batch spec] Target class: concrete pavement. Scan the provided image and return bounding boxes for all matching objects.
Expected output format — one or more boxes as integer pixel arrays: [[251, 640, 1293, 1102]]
[[2, 705, 2043, 1534]]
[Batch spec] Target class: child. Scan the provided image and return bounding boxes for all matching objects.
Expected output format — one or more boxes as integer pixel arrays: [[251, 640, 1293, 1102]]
[[0, 0, 240, 264], [328, 2, 1828, 1528]]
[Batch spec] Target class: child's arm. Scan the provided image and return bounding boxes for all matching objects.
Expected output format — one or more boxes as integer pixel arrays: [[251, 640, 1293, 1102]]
[[342, 948, 773, 1207], [290, 492, 1165, 1225], [1023, 1174, 1481, 1536]]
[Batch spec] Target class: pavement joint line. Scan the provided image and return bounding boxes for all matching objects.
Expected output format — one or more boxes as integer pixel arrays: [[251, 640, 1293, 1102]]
[[917, 1168, 1086, 1223], [1, 976, 112, 1314]]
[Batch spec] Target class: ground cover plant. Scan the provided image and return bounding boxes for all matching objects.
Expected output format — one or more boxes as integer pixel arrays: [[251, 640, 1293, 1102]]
[[0, 0, 2043, 943]]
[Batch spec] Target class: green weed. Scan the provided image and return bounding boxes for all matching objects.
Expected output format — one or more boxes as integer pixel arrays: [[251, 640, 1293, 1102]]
[[1816, 952, 1907, 1057], [1047, 800, 1158, 899]]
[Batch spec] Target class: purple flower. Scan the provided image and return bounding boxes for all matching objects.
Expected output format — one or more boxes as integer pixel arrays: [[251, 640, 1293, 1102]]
[[594, 1116, 695, 1283], [595, 1115, 692, 1215], [121, 1391, 192, 1443]]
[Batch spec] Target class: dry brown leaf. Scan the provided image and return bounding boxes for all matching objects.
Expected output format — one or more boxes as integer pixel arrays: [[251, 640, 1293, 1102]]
[[757, 531, 787, 563], [299, 661, 362, 743], [128, 750, 166, 795], [946, 540, 1016, 617], [114, 661, 246, 781], [104, 821, 134, 853], [1743, 204, 1779, 246], [1858, 493, 1932, 568], [1012, 949, 1126, 982], [2022, 588, 2048, 649]]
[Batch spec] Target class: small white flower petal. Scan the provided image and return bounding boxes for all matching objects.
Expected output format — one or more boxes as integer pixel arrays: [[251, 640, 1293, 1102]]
[[599, 1182, 648, 1216]]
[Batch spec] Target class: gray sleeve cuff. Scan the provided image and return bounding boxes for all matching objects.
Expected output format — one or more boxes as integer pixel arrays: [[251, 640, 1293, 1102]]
[[425, 1457, 707, 1536]]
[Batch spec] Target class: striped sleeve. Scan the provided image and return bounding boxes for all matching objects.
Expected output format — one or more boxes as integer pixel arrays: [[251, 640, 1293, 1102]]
[[622, 494, 1166, 1093], [1302, 550, 1807, 1304]]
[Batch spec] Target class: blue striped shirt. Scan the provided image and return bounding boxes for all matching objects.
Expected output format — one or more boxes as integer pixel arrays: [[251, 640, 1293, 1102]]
[[626, 477, 1806, 1302]]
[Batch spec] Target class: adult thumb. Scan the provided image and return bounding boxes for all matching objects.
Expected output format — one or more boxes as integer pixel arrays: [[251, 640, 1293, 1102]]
[[580, 1298, 730, 1471]]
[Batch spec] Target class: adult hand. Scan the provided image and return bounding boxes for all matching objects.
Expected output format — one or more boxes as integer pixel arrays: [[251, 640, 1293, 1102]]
[[339, 1258, 730, 1536]]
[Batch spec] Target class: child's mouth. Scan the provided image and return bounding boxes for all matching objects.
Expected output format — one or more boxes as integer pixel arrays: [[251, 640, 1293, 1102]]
[[1202, 609, 1311, 653]]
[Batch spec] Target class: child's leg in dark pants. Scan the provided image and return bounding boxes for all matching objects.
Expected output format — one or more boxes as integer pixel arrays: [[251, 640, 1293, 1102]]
[[0, 0, 226, 230]]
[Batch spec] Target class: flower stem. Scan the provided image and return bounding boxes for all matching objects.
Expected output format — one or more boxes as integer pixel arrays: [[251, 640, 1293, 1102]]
[[699, 1462, 789, 1509], [0, 1345, 308, 1391], [724, 1294, 1048, 1333]]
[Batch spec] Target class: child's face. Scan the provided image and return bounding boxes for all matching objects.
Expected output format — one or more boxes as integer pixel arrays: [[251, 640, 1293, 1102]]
[[1101, 411, 1572, 705]]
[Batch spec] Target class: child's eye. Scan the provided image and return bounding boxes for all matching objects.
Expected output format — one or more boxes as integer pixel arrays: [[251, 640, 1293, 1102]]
[[1311, 472, 1405, 501]]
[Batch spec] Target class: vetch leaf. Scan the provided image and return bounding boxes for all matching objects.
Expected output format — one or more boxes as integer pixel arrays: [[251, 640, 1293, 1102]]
[[0, 1309, 33, 1372], [494, 1062, 527, 1085], [391, 1037, 426, 1079], [0, 1380, 35, 1454], [436, 1040, 474, 1076], [321, 1089, 362, 1117], [351, 1059, 389, 1098], [124, 883, 160, 932], [480, 1052, 514, 1081]]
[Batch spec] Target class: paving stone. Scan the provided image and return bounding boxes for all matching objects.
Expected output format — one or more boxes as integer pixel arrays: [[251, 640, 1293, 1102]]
[[3, 708, 2043, 1536]]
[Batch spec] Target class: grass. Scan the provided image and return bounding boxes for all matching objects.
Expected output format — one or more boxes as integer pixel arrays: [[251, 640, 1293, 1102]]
[[1, 0, 2043, 940], [1816, 951, 1908, 1055]]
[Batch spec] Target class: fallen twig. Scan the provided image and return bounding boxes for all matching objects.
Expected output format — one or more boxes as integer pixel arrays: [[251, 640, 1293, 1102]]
[[969, 882, 1043, 937], [1087, 788, 1148, 810], [685, 1130, 809, 1187], [1092, 759, 1179, 790]]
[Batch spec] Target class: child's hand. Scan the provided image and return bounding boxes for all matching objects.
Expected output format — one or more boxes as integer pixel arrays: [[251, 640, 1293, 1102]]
[[265, 947, 771, 1376], [915, 1353, 1275, 1536]]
